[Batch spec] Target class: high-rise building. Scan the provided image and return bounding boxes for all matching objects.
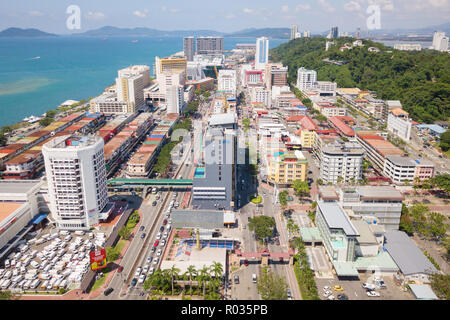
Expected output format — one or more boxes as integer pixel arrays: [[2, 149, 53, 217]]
[[290, 25, 299, 40], [265, 63, 288, 88], [155, 57, 187, 78], [196, 37, 224, 54], [432, 31, 449, 51], [303, 30, 311, 38], [387, 108, 412, 142], [218, 69, 237, 96], [116, 65, 151, 112], [43, 135, 109, 231], [355, 28, 361, 39], [331, 26, 339, 39], [320, 141, 364, 184], [183, 37, 195, 61], [166, 85, 184, 114], [192, 128, 237, 211], [296, 67, 317, 90], [255, 37, 269, 70]]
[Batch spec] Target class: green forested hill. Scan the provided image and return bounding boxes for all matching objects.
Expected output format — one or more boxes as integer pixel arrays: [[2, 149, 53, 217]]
[[270, 37, 450, 123]]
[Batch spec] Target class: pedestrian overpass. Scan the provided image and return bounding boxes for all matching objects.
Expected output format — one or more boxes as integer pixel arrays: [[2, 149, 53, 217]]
[[107, 178, 193, 197]]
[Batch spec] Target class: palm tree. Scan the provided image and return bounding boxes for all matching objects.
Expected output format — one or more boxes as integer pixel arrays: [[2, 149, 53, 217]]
[[199, 266, 210, 297], [160, 269, 171, 294], [186, 265, 197, 297], [210, 262, 223, 280], [168, 265, 181, 296]]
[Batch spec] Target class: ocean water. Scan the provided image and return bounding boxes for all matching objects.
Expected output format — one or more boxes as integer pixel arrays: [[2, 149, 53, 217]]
[[0, 37, 287, 127]]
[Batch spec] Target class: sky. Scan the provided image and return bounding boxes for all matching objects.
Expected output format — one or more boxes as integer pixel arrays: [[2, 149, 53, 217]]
[[0, 0, 449, 34]]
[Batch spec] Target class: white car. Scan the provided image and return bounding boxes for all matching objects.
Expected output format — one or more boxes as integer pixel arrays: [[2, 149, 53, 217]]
[[323, 286, 331, 292], [135, 267, 142, 277], [362, 283, 376, 290], [163, 232, 168, 239], [138, 274, 146, 284], [156, 249, 162, 257], [156, 233, 162, 240], [143, 265, 149, 274], [323, 290, 332, 297], [148, 267, 155, 275], [160, 240, 166, 247], [327, 295, 335, 300], [367, 291, 380, 297], [152, 257, 159, 265]]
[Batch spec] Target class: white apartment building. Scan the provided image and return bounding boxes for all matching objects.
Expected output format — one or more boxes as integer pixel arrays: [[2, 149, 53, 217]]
[[90, 92, 130, 114], [394, 44, 422, 51], [166, 85, 184, 114], [297, 67, 317, 91], [290, 25, 299, 40], [218, 69, 237, 96], [315, 81, 337, 96], [43, 135, 109, 231], [255, 37, 269, 70], [250, 86, 271, 107], [432, 31, 449, 52], [387, 108, 412, 142], [383, 155, 416, 184], [158, 71, 186, 94], [116, 65, 151, 112], [320, 142, 364, 184]]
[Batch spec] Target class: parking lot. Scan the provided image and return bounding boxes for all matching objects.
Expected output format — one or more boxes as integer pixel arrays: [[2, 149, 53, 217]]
[[315, 273, 414, 300], [0, 223, 107, 294]]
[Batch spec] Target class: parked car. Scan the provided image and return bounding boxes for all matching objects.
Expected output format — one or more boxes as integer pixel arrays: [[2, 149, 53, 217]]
[[337, 294, 348, 300], [152, 201, 157, 207], [286, 288, 292, 300], [234, 275, 239, 284], [131, 278, 137, 287], [367, 291, 380, 297], [362, 283, 376, 290], [140, 233, 146, 239], [139, 226, 145, 232], [104, 288, 114, 296], [333, 285, 344, 291]]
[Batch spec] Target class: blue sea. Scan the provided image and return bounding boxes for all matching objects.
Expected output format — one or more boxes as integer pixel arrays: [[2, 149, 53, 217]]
[[0, 37, 287, 127]]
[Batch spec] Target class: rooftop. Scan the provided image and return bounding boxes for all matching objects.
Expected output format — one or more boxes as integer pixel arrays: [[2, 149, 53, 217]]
[[0, 202, 26, 225], [318, 202, 359, 236], [409, 284, 439, 300], [357, 186, 404, 201], [0, 180, 42, 195], [386, 155, 416, 167], [208, 113, 237, 126], [384, 230, 438, 276], [351, 220, 377, 244]]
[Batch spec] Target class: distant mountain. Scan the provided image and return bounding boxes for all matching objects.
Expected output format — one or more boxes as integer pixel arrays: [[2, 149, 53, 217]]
[[228, 28, 290, 39], [71, 26, 290, 39], [72, 26, 225, 38], [0, 27, 58, 38], [367, 21, 450, 36]]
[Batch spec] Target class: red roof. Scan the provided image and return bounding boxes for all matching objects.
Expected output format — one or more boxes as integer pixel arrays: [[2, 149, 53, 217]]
[[329, 117, 355, 137], [357, 134, 384, 140], [299, 116, 318, 131], [335, 116, 355, 123], [286, 115, 305, 122]]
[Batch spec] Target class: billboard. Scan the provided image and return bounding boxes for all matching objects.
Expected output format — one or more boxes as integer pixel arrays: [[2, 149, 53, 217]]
[[90, 249, 107, 271]]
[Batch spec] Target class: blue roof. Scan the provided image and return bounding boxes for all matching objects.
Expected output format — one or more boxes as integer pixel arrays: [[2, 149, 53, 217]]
[[416, 124, 446, 134], [30, 213, 48, 225]]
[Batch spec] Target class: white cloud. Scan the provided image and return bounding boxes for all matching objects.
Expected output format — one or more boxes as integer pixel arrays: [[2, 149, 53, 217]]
[[366, 0, 395, 11], [344, 1, 362, 11], [226, 13, 236, 19], [86, 11, 105, 20], [282, 5, 289, 13], [133, 9, 148, 18], [170, 8, 181, 13], [243, 8, 254, 14], [296, 4, 311, 11], [317, 0, 336, 13], [161, 6, 167, 12], [28, 10, 44, 17]]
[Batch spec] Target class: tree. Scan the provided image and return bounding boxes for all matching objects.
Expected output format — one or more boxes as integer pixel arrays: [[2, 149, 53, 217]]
[[279, 191, 288, 207], [430, 174, 450, 193], [287, 219, 300, 236], [292, 180, 310, 198], [168, 265, 180, 296], [210, 261, 223, 280], [257, 268, 288, 300], [427, 212, 448, 240], [429, 273, 450, 300], [39, 117, 54, 127], [242, 118, 251, 132], [316, 178, 324, 186], [248, 216, 276, 244], [118, 226, 131, 240], [186, 265, 197, 297], [46, 110, 58, 118], [0, 133, 6, 147], [198, 266, 211, 296], [439, 130, 450, 151], [105, 246, 120, 262]]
